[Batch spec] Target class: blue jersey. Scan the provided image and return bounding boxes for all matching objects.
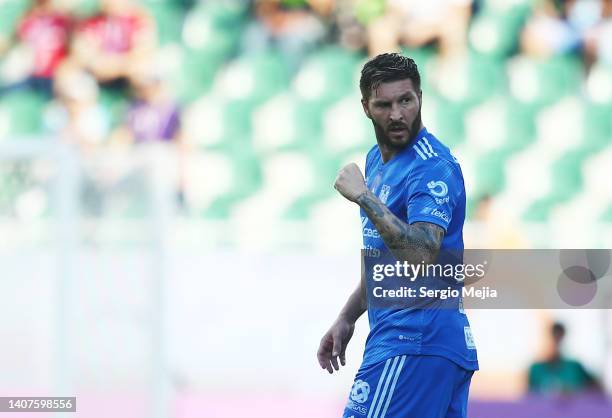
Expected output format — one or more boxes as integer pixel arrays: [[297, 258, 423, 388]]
[[361, 127, 479, 371]]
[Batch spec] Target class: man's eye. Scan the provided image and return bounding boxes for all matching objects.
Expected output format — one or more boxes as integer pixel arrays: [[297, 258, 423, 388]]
[[401, 98, 411, 104]]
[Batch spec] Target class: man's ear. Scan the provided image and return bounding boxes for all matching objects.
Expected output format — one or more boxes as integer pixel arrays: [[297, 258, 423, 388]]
[[361, 98, 371, 119]]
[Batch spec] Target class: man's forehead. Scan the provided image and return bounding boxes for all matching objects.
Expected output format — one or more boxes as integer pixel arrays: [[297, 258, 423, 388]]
[[370, 79, 418, 100]]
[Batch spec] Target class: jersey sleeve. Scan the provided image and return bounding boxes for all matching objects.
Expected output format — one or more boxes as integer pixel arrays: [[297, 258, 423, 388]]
[[404, 158, 463, 231]]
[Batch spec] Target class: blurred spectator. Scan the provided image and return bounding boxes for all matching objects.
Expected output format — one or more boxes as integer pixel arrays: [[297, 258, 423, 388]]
[[528, 322, 601, 396], [242, 0, 332, 70], [111, 65, 186, 207], [71, 0, 156, 91], [44, 60, 111, 151], [584, 0, 612, 67], [332, 0, 370, 52], [520, 0, 603, 61], [43, 60, 112, 218], [366, 0, 473, 57], [0, 0, 72, 97], [113, 67, 181, 146]]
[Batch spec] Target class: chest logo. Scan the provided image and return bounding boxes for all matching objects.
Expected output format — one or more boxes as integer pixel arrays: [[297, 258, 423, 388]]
[[379, 184, 391, 204], [427, 180, 448, 197]]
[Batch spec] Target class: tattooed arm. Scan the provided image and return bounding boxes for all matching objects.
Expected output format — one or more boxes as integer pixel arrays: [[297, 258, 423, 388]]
[[357, 190, 444, 264], [334, 162, 444, 264]]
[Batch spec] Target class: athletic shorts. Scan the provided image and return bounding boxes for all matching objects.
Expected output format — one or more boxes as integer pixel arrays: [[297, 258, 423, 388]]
[[342, 355, 474, 418]]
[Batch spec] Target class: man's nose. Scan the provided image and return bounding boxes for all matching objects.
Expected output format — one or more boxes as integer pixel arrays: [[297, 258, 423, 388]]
[[390, 103, 403, 121]]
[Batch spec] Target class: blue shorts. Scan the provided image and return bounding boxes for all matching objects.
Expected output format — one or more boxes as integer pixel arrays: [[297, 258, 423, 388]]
[[343, 355, 474, 418]]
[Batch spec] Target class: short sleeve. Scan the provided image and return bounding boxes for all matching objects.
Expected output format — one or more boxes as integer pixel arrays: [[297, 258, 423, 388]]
[[405, 159, 463, 231]]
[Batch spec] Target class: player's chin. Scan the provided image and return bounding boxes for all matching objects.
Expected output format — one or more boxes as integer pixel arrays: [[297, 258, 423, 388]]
[[387, 129, 411, 146]]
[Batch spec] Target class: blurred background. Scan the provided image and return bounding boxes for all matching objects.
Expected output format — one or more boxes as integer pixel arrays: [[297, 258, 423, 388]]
[[0, 0, 611, 417]]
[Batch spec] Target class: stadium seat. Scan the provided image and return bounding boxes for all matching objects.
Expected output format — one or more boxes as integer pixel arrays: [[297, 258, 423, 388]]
[[464, 95, 536, 152], [429, 54, 505, 106], [551, 146, 612, 223], [585, 63, 612, 105], [468, 7, 529, 58], [182, 93, 228, 148], [522, 150, 589, 221], [146, 1, 185, 45], [229, 151, 316, 224], [0, 0, 28, 40], [282, 153, 343, 220], [322, 93, 372, 155], [507, 55, 582, 106], [0, 91, 46, 138], [292, 46, 363, 103], [201, 150, 262, 219]]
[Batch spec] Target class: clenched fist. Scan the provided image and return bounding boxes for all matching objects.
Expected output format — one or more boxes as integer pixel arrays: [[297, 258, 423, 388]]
[[334, 163, 368, 203]]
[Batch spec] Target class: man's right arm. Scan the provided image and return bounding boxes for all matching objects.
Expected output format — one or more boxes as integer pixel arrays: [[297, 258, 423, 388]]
[[317, 257, 367, 374]]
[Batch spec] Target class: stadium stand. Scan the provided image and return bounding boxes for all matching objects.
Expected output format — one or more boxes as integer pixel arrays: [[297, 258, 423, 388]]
[[0, 0, 610, 240]]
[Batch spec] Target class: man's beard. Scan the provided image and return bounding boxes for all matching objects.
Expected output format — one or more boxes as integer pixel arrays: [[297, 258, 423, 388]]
[[372, 107, 422, 151]]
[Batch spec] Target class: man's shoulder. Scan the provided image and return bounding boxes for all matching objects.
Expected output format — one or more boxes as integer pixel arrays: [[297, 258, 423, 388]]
[[412, 132, 459, 166]]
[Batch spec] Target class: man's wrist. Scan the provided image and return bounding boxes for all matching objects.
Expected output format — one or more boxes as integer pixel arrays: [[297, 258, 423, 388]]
[[355, 189, 374, 206], [337, 312, 357, 325]]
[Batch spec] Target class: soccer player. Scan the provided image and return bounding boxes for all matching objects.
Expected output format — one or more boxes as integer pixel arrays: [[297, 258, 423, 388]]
[[316, 53, 479, 418]]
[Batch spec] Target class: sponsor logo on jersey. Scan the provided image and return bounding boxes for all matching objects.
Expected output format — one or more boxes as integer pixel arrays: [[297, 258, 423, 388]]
[[362, 217, 380, 238], [431, 208, 450, 223], [346, 401, 368, 415], [427, 180, 448, 197]]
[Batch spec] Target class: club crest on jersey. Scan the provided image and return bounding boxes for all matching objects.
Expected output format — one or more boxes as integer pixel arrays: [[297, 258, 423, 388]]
[[379, 184, 391, 204], [350, 380, 371, 403]]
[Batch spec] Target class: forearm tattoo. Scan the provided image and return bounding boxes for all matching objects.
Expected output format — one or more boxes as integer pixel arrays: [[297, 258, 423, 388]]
[[357, 191, 444, 264]]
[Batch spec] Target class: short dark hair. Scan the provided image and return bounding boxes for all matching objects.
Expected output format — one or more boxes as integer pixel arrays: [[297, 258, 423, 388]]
[[552, 322, 566, 339], [360, 53, 421, 100]]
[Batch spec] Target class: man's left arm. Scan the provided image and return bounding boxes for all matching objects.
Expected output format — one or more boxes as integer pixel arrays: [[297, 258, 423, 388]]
[[334, 163, 444, 265]]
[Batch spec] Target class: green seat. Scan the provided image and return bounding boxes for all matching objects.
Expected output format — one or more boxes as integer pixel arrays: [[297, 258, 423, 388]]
[[0, 0, 28, 39], [201, 150, 262, 219], [147, 2, 185, 45], [521, 149, 591, 221], [509, 56, 582, 106], [472, 147, 514, 197], [173, 47, 226, 101], [434, 54, 505, 106], [282, 153, 341, 220], [294, 46, 363, 103], [600, 204, 612, 222], [433, 96, 466, 148], [469, 8, 529, 58], [0, 91, 46, 137], [583, 102, 612, 151]]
